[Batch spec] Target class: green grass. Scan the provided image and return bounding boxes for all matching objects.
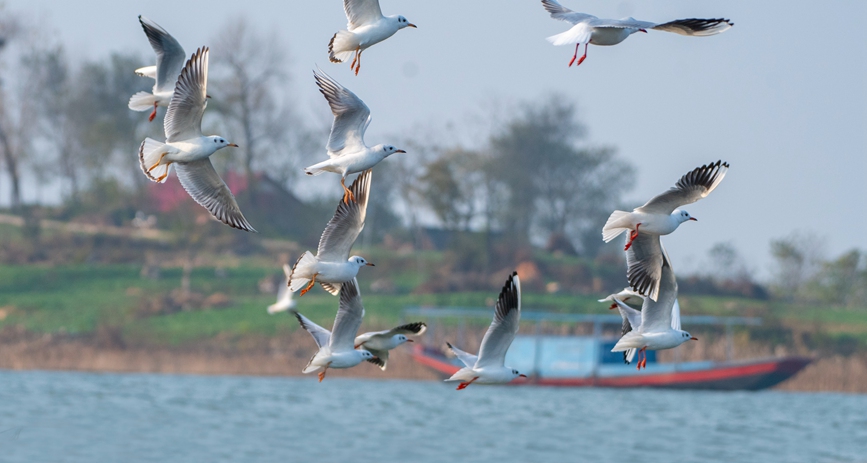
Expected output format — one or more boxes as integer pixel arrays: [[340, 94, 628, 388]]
[[0, 262, 866, 349]]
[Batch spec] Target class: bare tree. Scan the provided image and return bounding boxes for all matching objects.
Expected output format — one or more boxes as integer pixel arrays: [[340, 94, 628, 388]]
[[769, 231, 826, 300], [0, 13, 34, 209]]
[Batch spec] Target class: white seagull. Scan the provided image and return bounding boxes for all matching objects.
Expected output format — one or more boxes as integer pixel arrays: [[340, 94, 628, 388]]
[[603, 160, 729, 300], [445, 272, 527, 390], [599, 287, 644, 310], [541, 0, 733, 67], [354, 321, 427, 370], [294, 278, 376, 382], [288, 169, 374, 296], [612, 246, 696, 369], [138, 47, 255, 232], [328, 0, 416, 75], [306, 70, 406, 204], [267, 264, 297, 315], [129, 15, 187, 122]]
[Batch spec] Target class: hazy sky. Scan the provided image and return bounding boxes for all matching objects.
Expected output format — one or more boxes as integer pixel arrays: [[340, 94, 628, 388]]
[[5, 0, 867, 278]]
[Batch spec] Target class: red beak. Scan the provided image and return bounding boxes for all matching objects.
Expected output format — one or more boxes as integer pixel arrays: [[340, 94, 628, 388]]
[[405, 339, 414, 343], [365, 263, 375, 267], [689, 217, 698, 221], [519, 374, 527, 378], [639, 29, 647, 33], [691, 337, 698, 341], [395, 149, 407, 154]]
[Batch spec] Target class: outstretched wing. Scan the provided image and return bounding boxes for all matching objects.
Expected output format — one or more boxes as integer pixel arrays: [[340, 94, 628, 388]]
[[652, 18, 733, 36], [138, 15, 186, 93], [626, 232, 664, 301], [173, 159, 256, 232], [541, 0, 596, 24], [636, 161, 729, 215], [164, 47, 208, 142], [386, 321, 427, 338], [329, 278, 365, 351], [294, 312, 331, 348], [314, 69, 371, 157], [475, 272, 521, 369], [317, 169, 371, 262], [638, 246, 679, 333], [343, 0, 384, 29], [446, 342, 479, 368]]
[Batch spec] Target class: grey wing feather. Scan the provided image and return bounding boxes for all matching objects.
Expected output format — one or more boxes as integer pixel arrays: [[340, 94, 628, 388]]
[[638, 247, 678, 333], [594, 17, 657, 29], [364, 349, 389, 370], [636, 161, 729, 215], [294, 312, 331, 348], [387, 321, 427, 337], [138, 16, 186, 93], [626, 232, 664, 301], [320, 282, 342, 295], [475, 272, 521, 368], [446, 342, 479, 368], [541, 0, 596, 24], [317, 169, 371, 262], [344, 0, 384, 29], [652, 18, 733, 36], [329, 278, 365, 351], [313, 69, 371, 157], [173, 159, 256, 232], [164, 47, 208, 142]]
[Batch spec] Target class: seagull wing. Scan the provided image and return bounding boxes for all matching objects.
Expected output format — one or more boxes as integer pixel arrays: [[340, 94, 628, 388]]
[[475, 273, 521, 369], [328, 278, 365, 352], [173, 159, 256, 232], [541, 0, 596, 24], [614, 299, 642, 364], [385, 321, 427, 338], [294, 312, 331, 348], [636, 161, 729, 215], [626, 232, 665, 301], [344, 0, 384, 29], [164, 47, 208, 142], [595, 17, 657, 29], [314, 69, 371, 158], [446, 342, 479, 368], [637, 246, 678, 333], [317, 169, 371, 262], [138, 16, 186, 94], [652, 18, 734, 36], [671, 298, 682, 330]]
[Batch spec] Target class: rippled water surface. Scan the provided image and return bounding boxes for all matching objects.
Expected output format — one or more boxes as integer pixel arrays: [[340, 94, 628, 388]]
[[0, 370, 864, 462]]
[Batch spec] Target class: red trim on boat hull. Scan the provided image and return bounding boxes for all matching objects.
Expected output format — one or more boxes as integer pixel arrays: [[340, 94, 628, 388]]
[[411, 345, 811, 391]]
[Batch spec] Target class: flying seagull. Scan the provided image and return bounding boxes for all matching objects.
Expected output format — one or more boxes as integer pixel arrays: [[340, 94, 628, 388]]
[[603, 160, 728, 299], [445, 272, 527, 390], [354, 322, 427, 371], [288, 169, 374, 296], [306, 70, 406, 204], [138, 47, 255, 232], [129, 15, 186, 122], [612, 245, 696, 369], [329, 0, 417, 75], [541, 0, 733, 67], [599, 287, 644, 310], [294, 278, 376, 382], [267, 264, 297, 314]]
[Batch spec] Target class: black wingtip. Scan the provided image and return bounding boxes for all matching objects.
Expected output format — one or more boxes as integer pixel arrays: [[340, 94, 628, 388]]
[[446, 341, 454, 349]]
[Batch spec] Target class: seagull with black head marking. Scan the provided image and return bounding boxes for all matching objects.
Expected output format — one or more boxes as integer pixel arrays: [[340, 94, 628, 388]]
[[445, 272, 527, 390], [288, 169, 374, 297], [541, 0, 733, 67], [603, 160, 729, 300], [329, 0, 416, 75], [354, 322, 427, 371], [612, 245, 697, 370], [305, 70, 407, 204], [138, 47, 255, 232], [129, 15, 187, 122], [294, 278, 376, 382]]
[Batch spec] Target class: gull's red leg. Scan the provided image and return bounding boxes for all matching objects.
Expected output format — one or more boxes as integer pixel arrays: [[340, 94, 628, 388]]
[[456, 377, 479, 390], [568, 43, 580, 67], [575, 43, 588, 67], [148, 102, 158, 122], [624, 223, 641, 251]]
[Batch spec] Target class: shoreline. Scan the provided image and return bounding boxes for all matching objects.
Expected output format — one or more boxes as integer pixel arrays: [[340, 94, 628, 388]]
[[0, 331, 865, 393]]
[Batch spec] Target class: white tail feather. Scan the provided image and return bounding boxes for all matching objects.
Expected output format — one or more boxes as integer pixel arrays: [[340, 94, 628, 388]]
[[602, 210, 633, 242], [288, 251, 317, 293], [128, 91, 156, 111], [328, 30, 357, 63], [138, 138, 170, 184]]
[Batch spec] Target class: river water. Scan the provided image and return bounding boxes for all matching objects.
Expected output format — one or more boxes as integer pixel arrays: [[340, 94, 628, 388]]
[[0, 370, 864, 462]]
